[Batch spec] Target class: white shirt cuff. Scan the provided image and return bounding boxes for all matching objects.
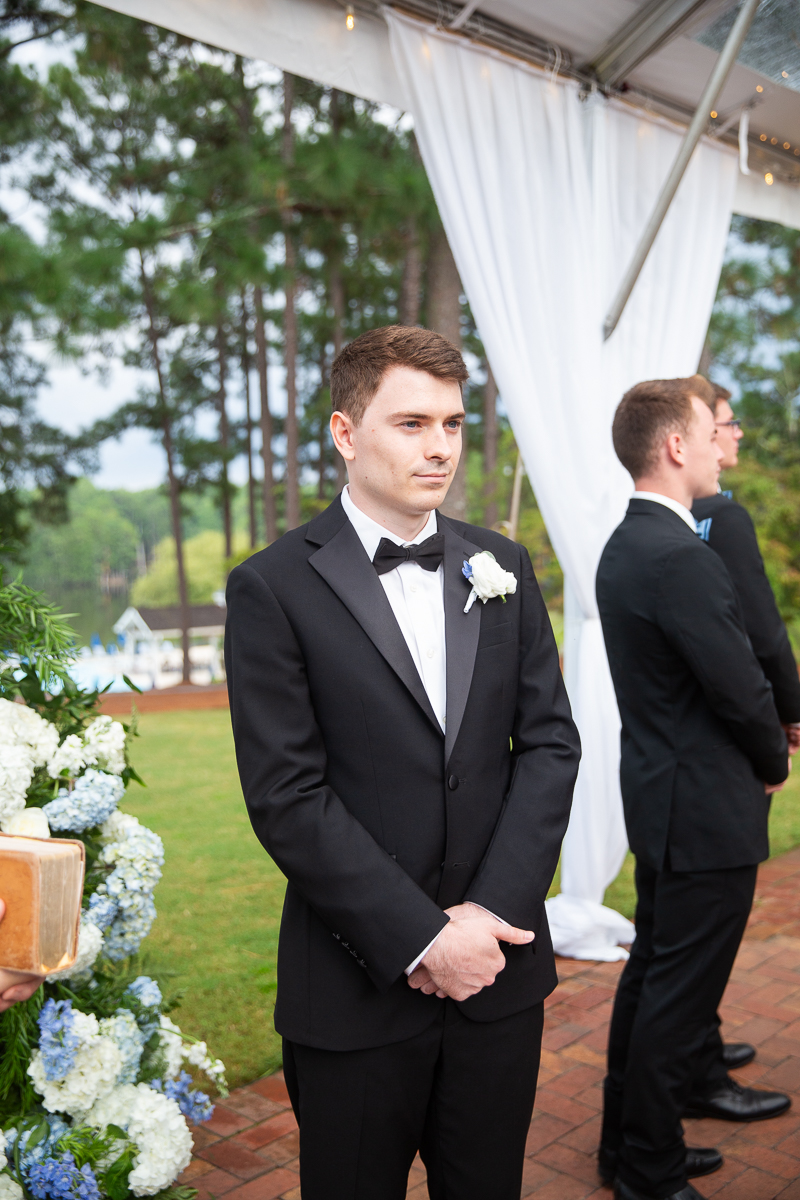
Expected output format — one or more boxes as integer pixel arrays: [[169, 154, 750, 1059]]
[[405, 928, 445, 976], [469, 903, 510, 926]]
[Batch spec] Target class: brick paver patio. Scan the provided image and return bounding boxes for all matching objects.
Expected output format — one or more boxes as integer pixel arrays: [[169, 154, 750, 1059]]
[[181, 847, 800, 1199]]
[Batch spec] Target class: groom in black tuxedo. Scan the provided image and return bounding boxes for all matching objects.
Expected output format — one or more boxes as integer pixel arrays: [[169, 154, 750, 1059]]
[[596, 376, 790, 1200], [225, 325, 580, 1199]]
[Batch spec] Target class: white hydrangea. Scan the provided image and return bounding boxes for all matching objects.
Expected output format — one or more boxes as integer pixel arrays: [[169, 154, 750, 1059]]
[[157, 1017, 227, 1090], [47, 733, 87, 780], [0, 744, 36, 828], [87, 1083, 192, 1196], [183, 1040, 227, 1087], [0, 699, 59, 767], [49, 917, 104, 983], [157, 1016, 185, 1079], [83, 717, 127, 776], [28, 1009, 122, 1117], [0, 1177, 23, 1200], [99, 1010, 146, 1085], [0, 700, 62, 826], [2, 806, 50, 838]]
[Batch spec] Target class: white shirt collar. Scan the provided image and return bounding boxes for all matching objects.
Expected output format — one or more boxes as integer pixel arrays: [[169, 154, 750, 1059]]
[[340, 485, 439, 562], [632, 491, 698, 533]]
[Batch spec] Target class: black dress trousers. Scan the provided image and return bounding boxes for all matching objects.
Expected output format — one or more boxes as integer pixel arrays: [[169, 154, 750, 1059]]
[[601, 860, 757, 1197], [283, 999, 544, 1200]]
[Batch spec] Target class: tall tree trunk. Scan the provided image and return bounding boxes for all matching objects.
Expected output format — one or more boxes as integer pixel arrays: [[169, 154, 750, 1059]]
[[139, 254, 192, 684], [399, 222, 422, 326], [254, 285, 278, 543], [240, 289, 257, 547], [427, 224, 467, 521], [282, 72, 301, 530], [329, 257, 347, 490], [483, 364, 499, 528], [216, 322, 233, 560]]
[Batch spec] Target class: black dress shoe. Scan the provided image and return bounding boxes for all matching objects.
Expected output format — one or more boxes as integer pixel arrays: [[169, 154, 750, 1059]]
[[721, 1041, 756, 1070], [683, 1075, 791, 1121], [599, 1147, 722, 1184], [615, 1181, 705, 1200]]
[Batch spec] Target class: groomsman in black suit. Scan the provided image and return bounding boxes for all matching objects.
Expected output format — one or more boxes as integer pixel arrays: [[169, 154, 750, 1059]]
[[683, 383, 800, 1120], [595, 375, 790, 1200], [225, 325, 580, 1199]]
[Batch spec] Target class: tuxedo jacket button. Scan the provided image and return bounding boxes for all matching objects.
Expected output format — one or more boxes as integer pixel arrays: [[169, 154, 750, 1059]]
[[448, 775, 459, 790]]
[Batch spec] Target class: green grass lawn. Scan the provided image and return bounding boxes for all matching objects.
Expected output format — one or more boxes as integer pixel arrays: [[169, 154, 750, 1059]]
[[125, 710, 285, 1090], [125, 709, 800, 1087]]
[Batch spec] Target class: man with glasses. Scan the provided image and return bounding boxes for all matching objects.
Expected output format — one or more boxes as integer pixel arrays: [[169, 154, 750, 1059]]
[[684, 381, 800, 1122]]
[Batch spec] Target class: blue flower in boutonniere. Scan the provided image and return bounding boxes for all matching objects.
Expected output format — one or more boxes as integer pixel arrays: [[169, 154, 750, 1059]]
[[462, 551, 518, 614]]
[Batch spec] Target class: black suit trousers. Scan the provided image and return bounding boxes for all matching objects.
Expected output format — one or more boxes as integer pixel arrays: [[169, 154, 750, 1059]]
[[283, 1000, 544, 1200], [601, 860, 757, 1196]]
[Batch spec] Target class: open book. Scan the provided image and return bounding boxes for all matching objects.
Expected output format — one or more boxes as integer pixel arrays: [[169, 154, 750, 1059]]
[[0, 832, 85, 974]]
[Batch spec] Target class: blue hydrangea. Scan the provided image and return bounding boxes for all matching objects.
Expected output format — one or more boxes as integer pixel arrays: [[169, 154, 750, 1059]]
[[102, 892, 157, 961], [151, 1071, 214, 1124], [85, 892, 118, 932], [125, 976, 162, 1009], [37, 999, 79, 1082], [5, 1117, 70, 1172], [99, 1010, 146, 1085], [42, 770, 125, 834], [26, 1153, 100, 1200]]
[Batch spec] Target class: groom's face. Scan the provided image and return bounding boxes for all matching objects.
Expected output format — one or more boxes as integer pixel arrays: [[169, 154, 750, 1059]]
[[336, 365, 465, 516]]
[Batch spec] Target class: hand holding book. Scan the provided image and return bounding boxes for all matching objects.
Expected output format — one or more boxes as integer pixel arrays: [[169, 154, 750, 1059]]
[[0, 898, 44, 1011]]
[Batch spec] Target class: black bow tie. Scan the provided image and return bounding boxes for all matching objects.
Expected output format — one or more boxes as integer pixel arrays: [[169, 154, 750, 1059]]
[[372, 532, 445, 576]]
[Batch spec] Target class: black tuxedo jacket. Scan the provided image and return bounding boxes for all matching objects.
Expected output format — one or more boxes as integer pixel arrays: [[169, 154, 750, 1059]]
[[225, 496, 580, 1051], [596, 499, 787, 874], [692, 492, 800, 723]]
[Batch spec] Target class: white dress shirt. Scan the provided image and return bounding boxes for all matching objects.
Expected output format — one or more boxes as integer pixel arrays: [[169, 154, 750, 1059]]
[[341, 487, 504, 975], [632, 491, 698, 533], [341, 485, 447, 731]]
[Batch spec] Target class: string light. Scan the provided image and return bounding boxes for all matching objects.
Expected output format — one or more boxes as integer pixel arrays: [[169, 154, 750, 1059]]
[[771, 136, 778, 144], [760, 133, 767, 141], [756, 85, 764, 92], [710, 110, 718, 118], [795, 148, 800, 156], [784, 142, 791, 149], [765, 172, 774, 185], [783, 71, 789, 78], [345, 4, 355, 30]]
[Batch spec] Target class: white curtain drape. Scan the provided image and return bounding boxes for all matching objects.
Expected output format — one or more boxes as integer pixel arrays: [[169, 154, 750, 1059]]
[[386, 9, 739, 959]]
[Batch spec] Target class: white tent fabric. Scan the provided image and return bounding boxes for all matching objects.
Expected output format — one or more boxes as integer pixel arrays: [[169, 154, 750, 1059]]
[[386, 9, 739, 959]]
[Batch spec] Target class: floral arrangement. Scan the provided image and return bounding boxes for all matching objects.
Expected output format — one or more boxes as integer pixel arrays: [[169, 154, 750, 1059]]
[[0, 573, 226, 1200]]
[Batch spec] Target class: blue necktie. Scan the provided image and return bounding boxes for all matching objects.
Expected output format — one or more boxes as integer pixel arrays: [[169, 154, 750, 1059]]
[[696, 518, 712, 542]]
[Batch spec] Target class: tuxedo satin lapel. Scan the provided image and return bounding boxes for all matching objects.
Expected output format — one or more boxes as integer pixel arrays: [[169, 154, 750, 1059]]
[[441, 518, 482, 764], [309, 518, 441, 735]]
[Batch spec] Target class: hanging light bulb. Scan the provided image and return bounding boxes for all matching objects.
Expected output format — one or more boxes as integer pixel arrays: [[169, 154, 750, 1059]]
[[765, 172, 774, 185], [345, 4, 355, 30], [710, 110, 718, 119]]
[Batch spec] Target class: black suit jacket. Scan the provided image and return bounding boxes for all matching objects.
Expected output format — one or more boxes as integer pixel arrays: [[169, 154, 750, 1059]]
[[224, 496, 580, 1051], [596, 499, 787, 874], [692, 492, 800, 723]]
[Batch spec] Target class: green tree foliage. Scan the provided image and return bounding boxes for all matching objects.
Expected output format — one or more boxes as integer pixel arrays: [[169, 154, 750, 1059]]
[[709, 216, 800, 644]]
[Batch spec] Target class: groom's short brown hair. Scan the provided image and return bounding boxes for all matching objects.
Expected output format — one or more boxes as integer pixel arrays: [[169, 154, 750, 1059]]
[[613, 374, 716, 479], [331, 325, 469, 425]]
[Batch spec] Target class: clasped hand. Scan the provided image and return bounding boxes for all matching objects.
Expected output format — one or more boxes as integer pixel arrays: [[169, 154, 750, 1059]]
[[407, 902, 534, 1002]]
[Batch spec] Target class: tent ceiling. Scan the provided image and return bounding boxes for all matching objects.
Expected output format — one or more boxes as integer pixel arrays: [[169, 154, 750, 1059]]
[[89, 0, 800, 184], [388, 0, 800, 181]]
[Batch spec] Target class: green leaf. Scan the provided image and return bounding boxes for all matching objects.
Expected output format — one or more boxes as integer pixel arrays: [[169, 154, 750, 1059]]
[[102, 1146, 137, 1200]]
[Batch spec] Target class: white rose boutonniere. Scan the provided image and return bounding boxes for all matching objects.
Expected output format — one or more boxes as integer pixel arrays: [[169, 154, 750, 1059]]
[[462, 551, 518, 613]]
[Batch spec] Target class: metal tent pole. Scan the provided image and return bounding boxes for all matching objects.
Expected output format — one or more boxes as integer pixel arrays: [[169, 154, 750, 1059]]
[[603, 0, 761, 340]]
